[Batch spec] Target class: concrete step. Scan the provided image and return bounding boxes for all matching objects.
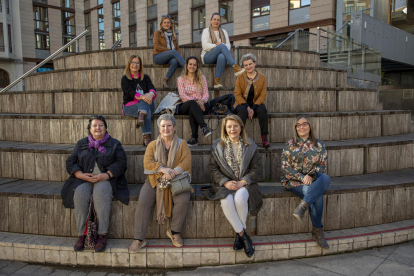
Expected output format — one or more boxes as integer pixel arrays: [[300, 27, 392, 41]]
[[0, 219, 412, 268], [0, 88, 382, 115], [25, 65, 347, 91], [0, 111, 410, 146], [52, 46, 321, 70]]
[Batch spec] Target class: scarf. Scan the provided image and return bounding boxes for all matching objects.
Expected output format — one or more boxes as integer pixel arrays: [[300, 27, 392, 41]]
[[225, 137, 243, 180], [208, 26, 227, 45], [155, 134, 179, 224], [162, 28, 175, 50], [88, 133, 110, 154]]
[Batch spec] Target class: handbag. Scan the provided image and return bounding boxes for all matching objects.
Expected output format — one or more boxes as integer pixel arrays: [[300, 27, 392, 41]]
[[84, 197, 98, 250], [170, 173, 192, 196]]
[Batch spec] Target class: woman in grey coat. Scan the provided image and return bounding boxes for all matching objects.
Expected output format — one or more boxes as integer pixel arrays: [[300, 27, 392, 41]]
[[205, 114, 263, 258]]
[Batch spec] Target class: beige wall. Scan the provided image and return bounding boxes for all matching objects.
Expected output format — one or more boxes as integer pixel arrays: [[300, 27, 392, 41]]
[[120, 0, 129, 47], [91, 9, 99, 51], [75, 0, 86, 52], [157, 0, 168, 24], [20, 0, 36, 59], [104, 1, 113, 49], [233, 0, 250, 35], [270, 0, 289, 29], [48, 8, 62, 53], [136, 0, 147, 46], [205, 0, 219, 26], [310, 0, 336, 21], [177, 0, 191, 44]]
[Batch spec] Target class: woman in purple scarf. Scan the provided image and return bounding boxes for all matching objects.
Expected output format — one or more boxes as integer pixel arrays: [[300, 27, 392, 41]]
[[61, 115, 128, 253]]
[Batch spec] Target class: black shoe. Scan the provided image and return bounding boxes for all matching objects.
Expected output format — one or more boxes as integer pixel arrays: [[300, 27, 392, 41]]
[[233, 233, 243, 251], [202, 126, 212, 137], [74, 235, 85, 252], [187, 137, 198, 147], [241, 231, 255, 258]]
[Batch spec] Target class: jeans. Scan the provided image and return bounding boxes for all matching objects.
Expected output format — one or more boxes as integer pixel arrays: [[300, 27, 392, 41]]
[[203, 44, 236, 79], [235, 104, 269, 135], [153, 50, 185, 79], [220, 187, 249, 233], [177, 100, 209, 139], [288, 173, 331, 228], [123, 100, 155, 135]]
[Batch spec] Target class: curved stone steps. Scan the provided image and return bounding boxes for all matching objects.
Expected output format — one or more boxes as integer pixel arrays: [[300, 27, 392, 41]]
[[0, 133, 413, 183], [52, 46, 321, 70], [24, 65, 347, 91], [0, 169, 413, 239], [0, 88, 382, 115]]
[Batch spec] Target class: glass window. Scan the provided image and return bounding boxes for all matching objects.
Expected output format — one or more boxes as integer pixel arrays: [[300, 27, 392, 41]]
[[61, 0, 75, 8], [129, 30, 137, 47], [342, 1, 370, 22], [113, 2, 121, 29], [113, 30, 121, 46], [192, 8, 205, 43], [86, 37, 92, 51], [33, 6, 49, 32], [98, 8, 105, 50], [129, 0, 136, 25], [170, 13, 179, 40], [6, 0, 9, 14], [33, 0, 48, 3], [192, 0, 204, 6], [35, 34, 50, 50], [290, 0, 311, 9], [0, 69, 10, 88], [84, 0, 90, 10], [252, 5, 270, 17], [148, 0, 157, 7], [85, 13, 92, 50], [147, 19, 157, 46], [220, 1, 233, 24], [0, 23, 4, 52], [7, 24, 12, 53], [62, 11, 76, 36], [168, 0, 178, 13], [97, 0, 103, 5]]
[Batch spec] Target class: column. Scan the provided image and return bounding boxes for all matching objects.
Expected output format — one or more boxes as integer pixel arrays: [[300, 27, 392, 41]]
[[177, 0, 192, 44], [136, 0, 147, 46], [75, 0, 86, 52], [233, 0, 250, 35], [120, 0, 129, 47], [104, 0, 113, 49]]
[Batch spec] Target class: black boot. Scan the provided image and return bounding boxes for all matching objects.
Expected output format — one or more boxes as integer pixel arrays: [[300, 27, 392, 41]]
[[312, 226, 329, 249], [240, 231, 254, 258], [233, 233, 243, 251], [293, 200, 310, 221]]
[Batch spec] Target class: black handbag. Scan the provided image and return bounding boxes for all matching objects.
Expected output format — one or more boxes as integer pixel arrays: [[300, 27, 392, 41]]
[[209, 94, 236, 114]]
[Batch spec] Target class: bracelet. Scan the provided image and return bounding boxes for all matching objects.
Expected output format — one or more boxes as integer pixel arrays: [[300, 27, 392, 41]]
[[106, 173, 111, 179]]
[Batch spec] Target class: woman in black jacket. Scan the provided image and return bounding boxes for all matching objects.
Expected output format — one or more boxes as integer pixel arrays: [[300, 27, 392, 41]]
[[121, 55, 157, 146], [61, 115, 128, 253]]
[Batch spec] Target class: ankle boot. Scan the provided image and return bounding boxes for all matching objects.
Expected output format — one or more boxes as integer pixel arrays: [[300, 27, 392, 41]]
[[214, 77, 223, 88], [233, 233, 243, 251], [241, 231, 254, 258], [233, 64, 245, 76], [312, 226, 329, 249], [293, 200, 310, 221], [261, 135, 270, 148], [137, 112, 146, 127], [143, 134, 151, 146], [163, 76, 170, 88]]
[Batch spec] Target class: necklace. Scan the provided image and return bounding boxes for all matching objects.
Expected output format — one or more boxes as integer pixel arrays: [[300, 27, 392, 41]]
[[247, 71, 257, 80]]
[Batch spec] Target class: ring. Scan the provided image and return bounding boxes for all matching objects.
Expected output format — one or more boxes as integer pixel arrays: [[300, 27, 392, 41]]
[[169, 171, 173, 174]]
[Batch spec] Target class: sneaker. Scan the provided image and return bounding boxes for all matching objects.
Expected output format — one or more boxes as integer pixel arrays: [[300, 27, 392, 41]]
[[202, 126, 212, 137], [187, 137, 198, 147], [214, 77, 223, 88], [233, 64, 245, 77]]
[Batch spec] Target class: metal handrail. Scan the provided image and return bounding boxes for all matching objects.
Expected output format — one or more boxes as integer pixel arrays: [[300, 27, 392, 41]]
[[323, 20, 350, 46], [111, 39, 122, 51], [276, 28, 303, 48], [1, 29, 90, 93]]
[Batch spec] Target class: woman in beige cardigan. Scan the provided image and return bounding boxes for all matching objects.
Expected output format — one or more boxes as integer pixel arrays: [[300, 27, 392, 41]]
[[129, 114, 192, 253]]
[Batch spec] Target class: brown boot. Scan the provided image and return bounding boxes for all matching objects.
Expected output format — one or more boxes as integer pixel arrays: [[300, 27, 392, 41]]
[[233, 64, 245, 77], [293, 200, 310, 221], [143, 134, 151, 146], [137, 112, 146, 128], [214, 77, 223, 88], [163, 76, 170, 88], [261, 135, 270, 148], [312, 226, 329, 249]]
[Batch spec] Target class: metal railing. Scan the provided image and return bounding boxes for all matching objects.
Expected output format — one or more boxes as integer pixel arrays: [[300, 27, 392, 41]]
[[324, 20, 350, 46], [111, 39, 122, 51], [276, 28, 304, 49], [1, 29, 89, 93]]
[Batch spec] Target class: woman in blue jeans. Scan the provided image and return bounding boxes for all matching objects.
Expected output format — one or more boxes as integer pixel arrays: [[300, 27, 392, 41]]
[[281, 115, 331, 249], [201, 13, 245, 88], [153, 15, 185, 88], [121, 55, 156, 146]]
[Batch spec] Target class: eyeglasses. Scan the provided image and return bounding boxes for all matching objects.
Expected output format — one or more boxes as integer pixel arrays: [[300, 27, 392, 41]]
[[295, 122, 309, 128], [130, 62, 140, 66], [161, 15, 171, 18]]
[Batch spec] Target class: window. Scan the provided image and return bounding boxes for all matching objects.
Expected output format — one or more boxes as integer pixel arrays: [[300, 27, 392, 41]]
[[148, 0, 157, 6], [168, 0, 178, 13], [0, 70, 10, 88], [0, 24, 4, 52], [0, 1, 2, 12], [33, 6, 50, 50], [129, 30, 137, 47], [129, 0, 136, 25], [289, 0, 310, 9], [252, 0, 270, 32], [192, 0, 204, 6], [33, 0, 48, 3], [220, 1, 233, 24], [97, 0, 103, 5], [84, 0, 90, 10], [6, 0, 9, 14], [345, 3, 354, 13], [170, 14, 179, 40], [113, 1, 121, 46], [62, 11, 76, 52], [147, 19, 157, 46], [148, 0, 157, 19], [85, 13, 92, 51], [61, 0, 74, 8], [98, 8, 105, 49], [192, 7, 205, 42], [7, 25, 12, 53]]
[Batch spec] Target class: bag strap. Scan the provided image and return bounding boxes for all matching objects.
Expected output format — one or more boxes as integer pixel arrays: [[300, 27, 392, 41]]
[[207, 112, 221, 132]]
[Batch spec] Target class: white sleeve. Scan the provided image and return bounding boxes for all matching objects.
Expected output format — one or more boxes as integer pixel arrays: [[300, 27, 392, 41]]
[[202, 28, 216, 51], [223, 29, 231, 51]]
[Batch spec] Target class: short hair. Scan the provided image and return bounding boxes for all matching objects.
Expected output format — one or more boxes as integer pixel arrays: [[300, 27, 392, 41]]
[[157, 114, 177, 128], [239, 53, 257, 66], [87, 115, 107, 134], [293, 115, 317, 145], [124, 55, 144, 81], [219, 114, 251, 147]]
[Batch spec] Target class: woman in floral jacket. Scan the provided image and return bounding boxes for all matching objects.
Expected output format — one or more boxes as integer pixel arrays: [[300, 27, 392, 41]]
[[281, 115, 330, 249]]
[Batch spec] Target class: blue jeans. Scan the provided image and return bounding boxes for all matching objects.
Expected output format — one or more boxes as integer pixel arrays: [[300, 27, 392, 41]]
[[203, 44, 236, 78], [123, 100, 155, 135], [153, 50, 185, 79], [288, 173, 331, 228]]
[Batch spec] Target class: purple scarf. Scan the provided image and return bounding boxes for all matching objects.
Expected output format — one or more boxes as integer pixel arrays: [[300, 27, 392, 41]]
[[88, 133, 110, 154]]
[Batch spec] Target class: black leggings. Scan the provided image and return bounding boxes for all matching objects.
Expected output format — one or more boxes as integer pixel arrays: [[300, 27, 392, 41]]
[[178, 100, 209, 139], [235, 104, 269, 135]]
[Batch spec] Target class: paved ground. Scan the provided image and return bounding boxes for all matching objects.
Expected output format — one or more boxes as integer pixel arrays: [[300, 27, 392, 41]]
[[1, 240, 413, 276]]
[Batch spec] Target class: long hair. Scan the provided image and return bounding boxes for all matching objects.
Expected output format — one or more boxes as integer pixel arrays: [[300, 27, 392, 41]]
[[293, 115, 317, 145], [124, 55, 144, 81], [181, 56, 203, 91], [219, 115, 251, 147], [159, 16, 176, 37]]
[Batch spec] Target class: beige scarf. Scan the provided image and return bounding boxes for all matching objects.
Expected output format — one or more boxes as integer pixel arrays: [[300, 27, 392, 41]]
[[209, 26, 227, 45], [155, 134, 179, 224]]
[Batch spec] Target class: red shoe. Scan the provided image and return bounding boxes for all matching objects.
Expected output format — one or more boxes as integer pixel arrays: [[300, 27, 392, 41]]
[[261, 135, 270, 148]]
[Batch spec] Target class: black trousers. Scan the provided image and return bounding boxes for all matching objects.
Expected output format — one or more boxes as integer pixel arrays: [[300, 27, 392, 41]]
[[235, 104, 269, 135], [178, 100, 209, 139]]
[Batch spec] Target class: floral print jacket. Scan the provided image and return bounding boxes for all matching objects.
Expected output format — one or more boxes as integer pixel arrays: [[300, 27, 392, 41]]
[[281, 137, 327, 189]]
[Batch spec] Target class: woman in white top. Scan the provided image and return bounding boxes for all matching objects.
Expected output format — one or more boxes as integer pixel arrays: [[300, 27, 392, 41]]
[[202, 13, 245, 88]]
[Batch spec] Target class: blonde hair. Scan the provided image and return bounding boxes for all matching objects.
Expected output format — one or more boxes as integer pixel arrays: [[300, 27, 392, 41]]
[[124, 55, 144, 81], [159, 17, 176, 36], [219, 115, 251, 147], [293, 115, 317, 145], [181, 56, 204, 91]]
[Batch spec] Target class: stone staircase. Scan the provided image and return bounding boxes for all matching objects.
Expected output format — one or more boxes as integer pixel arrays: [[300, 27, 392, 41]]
[[0, 46, 413, 268]]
